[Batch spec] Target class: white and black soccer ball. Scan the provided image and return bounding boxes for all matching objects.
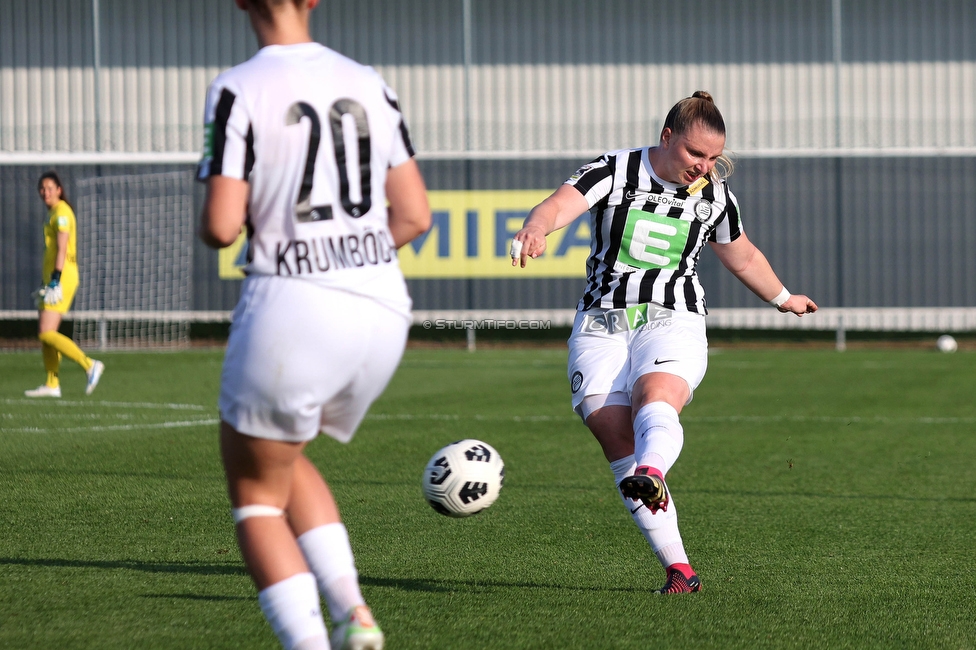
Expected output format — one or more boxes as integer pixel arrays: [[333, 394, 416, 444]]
[[422, 439, 505, 518]]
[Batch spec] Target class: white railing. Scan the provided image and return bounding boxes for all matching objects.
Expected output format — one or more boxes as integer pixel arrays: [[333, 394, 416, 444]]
[[3, 305, 973, 354], [4, 307, 975, 330]]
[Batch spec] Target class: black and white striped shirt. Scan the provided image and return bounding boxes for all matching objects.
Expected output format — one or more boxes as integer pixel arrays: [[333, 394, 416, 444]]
[[566, 147, 743, 314]]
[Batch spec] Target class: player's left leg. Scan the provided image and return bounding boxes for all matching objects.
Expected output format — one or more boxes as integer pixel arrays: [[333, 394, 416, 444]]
[[220, 423, 330, 650], [629, 372, 688, 490], [620, 374, 701, 594], [584, 401, 698, 593], [287, 457, 383, 650], [287, 299, 406, 650], [618, 312, 709, 593]]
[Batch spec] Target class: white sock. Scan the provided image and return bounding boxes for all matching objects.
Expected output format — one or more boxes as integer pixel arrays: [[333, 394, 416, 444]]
[[632, 402, 684, 473], [609, 455, 689, 568], [297, 523, 365, 621], [257, 572, 329, 650]]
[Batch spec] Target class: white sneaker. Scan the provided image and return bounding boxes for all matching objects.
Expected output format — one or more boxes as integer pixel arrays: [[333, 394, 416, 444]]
[[331, 606, 384, 650], [25, 384, 61, 398], [86, 360, 105, 395]]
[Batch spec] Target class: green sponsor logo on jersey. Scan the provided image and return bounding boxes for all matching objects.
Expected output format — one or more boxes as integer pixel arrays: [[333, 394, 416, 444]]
[[615, 209, 691, 272], [203, 123, 214, 159]]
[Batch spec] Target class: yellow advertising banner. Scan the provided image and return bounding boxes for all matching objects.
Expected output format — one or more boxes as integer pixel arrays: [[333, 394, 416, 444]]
[[218, 190, 592, 279]]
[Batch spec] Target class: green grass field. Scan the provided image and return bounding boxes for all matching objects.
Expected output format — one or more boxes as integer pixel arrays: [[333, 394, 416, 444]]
[[1, 345, 975, 649]]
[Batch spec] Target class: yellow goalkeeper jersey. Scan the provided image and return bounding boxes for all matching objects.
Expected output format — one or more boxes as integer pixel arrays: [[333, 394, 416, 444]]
[[42, 199, 78, 282]]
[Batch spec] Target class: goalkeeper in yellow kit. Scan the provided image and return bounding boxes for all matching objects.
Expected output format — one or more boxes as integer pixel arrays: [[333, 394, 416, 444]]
[[25, 170, 104, 398]]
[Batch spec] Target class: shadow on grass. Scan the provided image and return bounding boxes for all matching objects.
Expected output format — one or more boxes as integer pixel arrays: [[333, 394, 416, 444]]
[[0, 557, 640, 596], [0, 556, 247, 576], [140, 593, 251, 601], [360, 575, 642, 594], [681, 488, 976, 504]]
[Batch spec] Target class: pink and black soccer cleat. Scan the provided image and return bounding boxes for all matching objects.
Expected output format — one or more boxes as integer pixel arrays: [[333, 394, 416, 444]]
[[656, 564, 702, 594], [618, 465, 670, 514]]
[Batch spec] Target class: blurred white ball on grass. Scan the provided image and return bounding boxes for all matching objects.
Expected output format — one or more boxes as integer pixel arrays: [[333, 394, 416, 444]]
[[936, 335, 958, 353]]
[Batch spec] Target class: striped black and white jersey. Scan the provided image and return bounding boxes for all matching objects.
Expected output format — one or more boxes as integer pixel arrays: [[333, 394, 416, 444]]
[[566, 147, 743, 314], [197, 42, 415, 312]]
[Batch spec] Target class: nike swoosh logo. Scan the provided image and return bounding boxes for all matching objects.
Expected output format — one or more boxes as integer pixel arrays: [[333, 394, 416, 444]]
[[629, 505, 643, 514], [654, 359, 678, 365]]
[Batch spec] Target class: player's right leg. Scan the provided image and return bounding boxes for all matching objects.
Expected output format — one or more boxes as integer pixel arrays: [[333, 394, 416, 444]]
[[26, 310, 65, 397], [220, 422, 330, 650], [29, 308, 104, 396]]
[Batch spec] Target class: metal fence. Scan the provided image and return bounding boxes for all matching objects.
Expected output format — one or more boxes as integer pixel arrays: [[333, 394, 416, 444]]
[[3, 0, 975, 157], [1, 1, 974, 321]]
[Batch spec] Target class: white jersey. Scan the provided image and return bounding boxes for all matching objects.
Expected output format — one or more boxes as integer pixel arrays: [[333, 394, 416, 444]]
[[198, 42, 415, 314], [566, 147, 743, 314]]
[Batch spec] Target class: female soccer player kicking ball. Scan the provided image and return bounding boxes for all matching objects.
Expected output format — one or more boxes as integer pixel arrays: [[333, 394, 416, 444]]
[[512, 91, 816, 594]]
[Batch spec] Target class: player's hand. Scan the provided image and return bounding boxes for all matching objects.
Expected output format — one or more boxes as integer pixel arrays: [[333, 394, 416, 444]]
[[778, 294, 817, 316], [510, 225, 548, 268], [31, 286, 47, 309]]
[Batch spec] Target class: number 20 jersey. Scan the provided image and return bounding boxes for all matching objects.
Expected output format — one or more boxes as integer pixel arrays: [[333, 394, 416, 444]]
[[198, 42, 415, 314], [566, 147, 744, 315]]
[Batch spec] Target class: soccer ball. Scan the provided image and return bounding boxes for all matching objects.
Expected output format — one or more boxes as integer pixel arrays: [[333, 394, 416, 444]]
[[421, 439, 505, 518], [936, 334, 958, 353]]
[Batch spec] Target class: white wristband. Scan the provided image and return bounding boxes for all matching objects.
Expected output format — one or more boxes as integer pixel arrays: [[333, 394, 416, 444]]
[[768, 287, 791, 307]]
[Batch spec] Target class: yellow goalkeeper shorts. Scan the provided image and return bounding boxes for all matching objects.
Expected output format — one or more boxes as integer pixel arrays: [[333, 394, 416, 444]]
[[41, 270, 79, 315]]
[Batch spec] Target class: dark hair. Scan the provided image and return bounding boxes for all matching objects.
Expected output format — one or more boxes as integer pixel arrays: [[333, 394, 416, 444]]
[[662, 91, 734, 178], [37, 170, 72, 209], [244, 0, 305, 22]]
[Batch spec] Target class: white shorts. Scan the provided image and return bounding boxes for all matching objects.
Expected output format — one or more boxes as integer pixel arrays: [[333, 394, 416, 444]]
[[219, 275, 410, 443], [567, 304, 708, 417]]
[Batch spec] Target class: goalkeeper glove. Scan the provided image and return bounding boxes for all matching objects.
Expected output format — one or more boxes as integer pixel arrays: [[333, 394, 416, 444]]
[[43, 284, 63, 306], [42, 270, 63, 306]]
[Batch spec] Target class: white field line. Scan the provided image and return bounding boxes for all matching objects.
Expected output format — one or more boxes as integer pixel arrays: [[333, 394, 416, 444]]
[[1, 412, 139, 420], [1, 398, 207, 410], [686, 415, 976, 424], [5, 406, 974, 434], [2, 418, 219, 434], [1, 398, 216, 433]]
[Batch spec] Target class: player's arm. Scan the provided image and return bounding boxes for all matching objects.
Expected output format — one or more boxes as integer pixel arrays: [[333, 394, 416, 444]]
[[386, 158, 431, 249], [511, 184, 588, 268], [40, 228, 70, 304], [53, 229, 69, 277], [709, 234, 817, 316], [199, 176, 249, 249]]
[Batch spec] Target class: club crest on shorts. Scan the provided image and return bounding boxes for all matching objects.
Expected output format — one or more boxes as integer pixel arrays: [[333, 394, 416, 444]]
[[694, 199, 712, 223], [571, 371, 583, 393]]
